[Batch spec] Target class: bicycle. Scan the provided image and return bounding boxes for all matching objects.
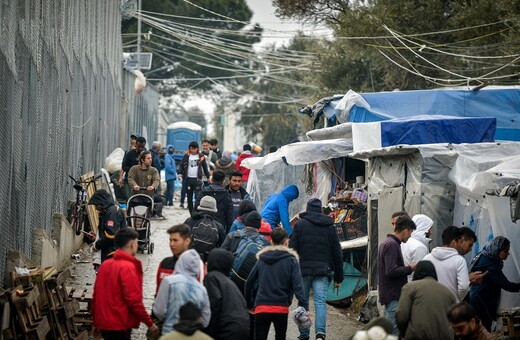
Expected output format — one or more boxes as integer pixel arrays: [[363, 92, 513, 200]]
[[67, 174, 101, 235]]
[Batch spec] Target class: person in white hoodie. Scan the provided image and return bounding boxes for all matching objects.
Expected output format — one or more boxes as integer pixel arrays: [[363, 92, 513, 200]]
[[401, 214, 433, 282], [423, 226, 483, 302]]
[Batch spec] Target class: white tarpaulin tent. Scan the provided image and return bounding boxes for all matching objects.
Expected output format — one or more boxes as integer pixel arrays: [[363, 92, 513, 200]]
[[351, 142, 520, 310], [242, 138, 353, 169]]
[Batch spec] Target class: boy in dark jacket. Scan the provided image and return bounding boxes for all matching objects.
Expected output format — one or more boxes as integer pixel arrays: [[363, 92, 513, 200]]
[[203, 249, 250, 340], [289, 198, 343, 340], [88, 189, 126, 263], [245, 227, 309, 340]]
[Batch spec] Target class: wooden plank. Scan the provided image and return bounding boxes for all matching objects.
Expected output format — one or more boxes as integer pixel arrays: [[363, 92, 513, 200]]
[[81, 171, 99, 233], [71, 289, 85, 299], [54, 268, 71, 286]]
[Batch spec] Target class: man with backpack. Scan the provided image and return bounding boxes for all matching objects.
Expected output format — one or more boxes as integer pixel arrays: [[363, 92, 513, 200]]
[[220, 211, 269, 289], [184, 196, 225, 262], [195, 169, 234, 232]]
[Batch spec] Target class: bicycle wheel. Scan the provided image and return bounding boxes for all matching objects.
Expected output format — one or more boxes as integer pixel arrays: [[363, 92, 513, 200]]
[[74, 207, 85, 235]]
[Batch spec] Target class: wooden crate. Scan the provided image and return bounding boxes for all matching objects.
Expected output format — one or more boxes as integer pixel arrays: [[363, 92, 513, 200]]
[[501, 314, 520, 338]]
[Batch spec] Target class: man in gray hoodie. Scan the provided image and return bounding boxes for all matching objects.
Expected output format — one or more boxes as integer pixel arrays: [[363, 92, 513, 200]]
[[153, 249, 211, 335]]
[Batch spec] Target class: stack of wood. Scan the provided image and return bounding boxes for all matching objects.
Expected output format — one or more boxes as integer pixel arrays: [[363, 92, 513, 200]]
[[1, 266, 90, 339]]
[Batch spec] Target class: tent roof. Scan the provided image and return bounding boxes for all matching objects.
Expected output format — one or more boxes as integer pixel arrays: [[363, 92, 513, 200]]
[[241, 138, 353, 169], [321, 87, 520, 141]]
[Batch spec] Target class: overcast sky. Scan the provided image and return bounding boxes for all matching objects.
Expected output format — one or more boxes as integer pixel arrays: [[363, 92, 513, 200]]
[[245, 0, 331, 48]]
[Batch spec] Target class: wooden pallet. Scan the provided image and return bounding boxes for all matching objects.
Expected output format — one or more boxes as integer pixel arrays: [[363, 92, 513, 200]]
[[6, 286, 50, 339], [43, 268, 88, 340]]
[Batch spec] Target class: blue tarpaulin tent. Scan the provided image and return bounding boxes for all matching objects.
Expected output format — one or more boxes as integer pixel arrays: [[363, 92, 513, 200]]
[[320, 87, 520, 141]]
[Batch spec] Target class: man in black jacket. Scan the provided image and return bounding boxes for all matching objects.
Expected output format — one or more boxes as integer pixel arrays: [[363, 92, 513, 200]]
[[203, 249, 250, 340], [289, 198, 343, 340], [225, 170, 250, 221], [196, 170, 234, 232], [88, 189, 126, 264]]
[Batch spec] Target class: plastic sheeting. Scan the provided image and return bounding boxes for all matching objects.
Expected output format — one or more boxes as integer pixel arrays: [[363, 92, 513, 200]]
[[306, 123, 352, 141], [241, 138, 353, 169], [352, 115, 496, 152], [247, 161, 310, 219], [323, 87, 520, 141], [247, 160, 333, 218]]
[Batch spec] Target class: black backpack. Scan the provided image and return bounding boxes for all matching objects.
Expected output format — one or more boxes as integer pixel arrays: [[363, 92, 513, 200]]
[[190, 215, 220, 261]]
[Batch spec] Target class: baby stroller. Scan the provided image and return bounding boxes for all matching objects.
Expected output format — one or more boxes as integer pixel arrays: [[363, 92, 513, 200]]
[[126, 193, 155, 254]]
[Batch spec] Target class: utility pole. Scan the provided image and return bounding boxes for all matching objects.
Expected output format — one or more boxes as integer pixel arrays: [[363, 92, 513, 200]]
[[137, 0, 142, 70]]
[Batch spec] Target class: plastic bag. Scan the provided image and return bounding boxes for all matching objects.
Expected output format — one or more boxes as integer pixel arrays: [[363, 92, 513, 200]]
[[105, 148, 125, 173]]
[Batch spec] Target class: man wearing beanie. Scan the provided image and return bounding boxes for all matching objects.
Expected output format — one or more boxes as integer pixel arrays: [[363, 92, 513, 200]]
[[229, 200, 272, 240], [222, 211, 270, 254], [184, 196, 226, 261], [222, 211, 270, 339], [289, 198, 343, 340]]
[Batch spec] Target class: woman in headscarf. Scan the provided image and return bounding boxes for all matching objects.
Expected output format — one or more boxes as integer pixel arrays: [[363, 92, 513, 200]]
[[469, 236, 520, 331]]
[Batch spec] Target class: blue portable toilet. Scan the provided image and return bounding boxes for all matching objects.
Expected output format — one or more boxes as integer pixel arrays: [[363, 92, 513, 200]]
[[166, 121, 203, 161]]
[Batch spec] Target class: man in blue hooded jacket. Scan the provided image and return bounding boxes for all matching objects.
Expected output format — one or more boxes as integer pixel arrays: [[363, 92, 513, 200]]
[[260, 185, 299, 235], [164, 144, 177, 206]]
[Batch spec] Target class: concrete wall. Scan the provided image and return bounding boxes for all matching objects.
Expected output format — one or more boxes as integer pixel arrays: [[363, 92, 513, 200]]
[[30, 213, 83, 271]]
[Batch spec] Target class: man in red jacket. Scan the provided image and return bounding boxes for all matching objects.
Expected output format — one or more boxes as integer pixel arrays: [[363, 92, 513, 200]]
[[235, 144, 254, 188], [92, 227, 159, 339]]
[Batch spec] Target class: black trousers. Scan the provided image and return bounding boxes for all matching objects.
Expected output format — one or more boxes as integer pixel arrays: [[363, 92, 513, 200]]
[[255, 313, 288, 340], [185, 177, 201, 214], [101, 329, 132, 340]]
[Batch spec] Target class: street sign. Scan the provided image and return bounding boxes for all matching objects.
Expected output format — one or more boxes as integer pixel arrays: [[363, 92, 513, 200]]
[[123, 52, 153, 70]]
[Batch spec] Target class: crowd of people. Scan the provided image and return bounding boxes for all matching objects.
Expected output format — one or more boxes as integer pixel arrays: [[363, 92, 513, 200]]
[[88, 137, 344, 340], [374, 212, 520, 340], [90, 196, 344, 340], [86, 135, 519, 340]]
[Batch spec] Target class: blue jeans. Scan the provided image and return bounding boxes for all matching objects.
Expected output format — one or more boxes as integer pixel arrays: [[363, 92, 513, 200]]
[[384, 299, 399, 336], [298, 276, 328, 339], [165, 179, 175, 205]]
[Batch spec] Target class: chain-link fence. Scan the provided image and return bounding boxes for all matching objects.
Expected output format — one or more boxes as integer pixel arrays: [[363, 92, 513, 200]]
[[0, 0, 159, 285]]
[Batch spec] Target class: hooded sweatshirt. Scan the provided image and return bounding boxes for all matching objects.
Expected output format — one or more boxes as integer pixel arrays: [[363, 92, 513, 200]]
[[153, 250, 211, 335], [423, 247, 469, 301], [260, 185, 299, 234], [89, 190, 126, 261], [164, 144, 178, 182], [245, 245, 308, 313], [203, 249, 250, 340], [401, 214, 433, 281]]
